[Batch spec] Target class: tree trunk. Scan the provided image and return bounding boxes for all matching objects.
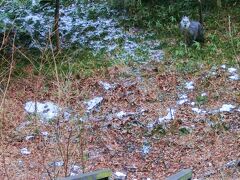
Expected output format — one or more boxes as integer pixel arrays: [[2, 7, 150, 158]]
[[54, 0, 60, 52]]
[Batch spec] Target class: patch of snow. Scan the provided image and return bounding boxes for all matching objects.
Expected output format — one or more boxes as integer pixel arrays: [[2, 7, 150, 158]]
[[63, 111, 72, 121], [229, 74, 239, 80], [177, 94, 188, 105], [158, 108, 175, 124], [25, 135, 34, 141], [185, 81, 194, 90], [219, 104, 235, 112], [201, 92, 207, 96], [49, 161, 64, 167], [147, 122, 155, 131], [99, 81, 115, 91], [24, 101, 60, 121], [192, 107, 206, 114], [115, 171, 127, 177], [1, 2, 165, 62], [228, 67, 237, 73], [190, 102, 196, 106], [116, 111, 127, 119], [142, 142, 151, 155], [221, 64, 226, 69], [85, 97, 103, 111], [70, 165, 81, 176], [224, 160, 240, 168], [41, 131, 48, 137], [20, 148, 31, 155], [31, 0, 39, 6]]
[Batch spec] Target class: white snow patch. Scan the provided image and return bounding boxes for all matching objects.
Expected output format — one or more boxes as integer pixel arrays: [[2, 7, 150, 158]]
[[99, 81, 115, 91], [158, 108, 175, 123], [219, 104, 235, 112], [20, 148, 31, 155], [147, 122, 155, 131], [25, 135, 34, 141], [228, 67, 237, 73], [177, 94, 188, 105], [229, 74, 239, 80], [85, 97, 103, 111], [24, 101, 60, 121], [142, 143, 151, 155], [192, 108, 204, 114], [41, 131, 48, 136], [50, 161, 64, 167], [116, 111, 127, 119], [185, 81, 194, 90], [201, 92, 207, 96], [115, 171, 127, 177], [221, 64, 226, 69], [70, 165, 81, 176], [190, 102, 196, 106]]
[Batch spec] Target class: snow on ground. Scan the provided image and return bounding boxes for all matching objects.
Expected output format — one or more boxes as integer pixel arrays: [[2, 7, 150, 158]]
[[85, 96, 104, 112], [158, 108, 176, 124], [1, 2, 164, 61], [185, 81, 194, 90], [24, 101, 60, 122]]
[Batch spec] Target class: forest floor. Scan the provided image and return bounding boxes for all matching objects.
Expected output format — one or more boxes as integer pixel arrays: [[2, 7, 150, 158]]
[[0, 59, 239, 179]]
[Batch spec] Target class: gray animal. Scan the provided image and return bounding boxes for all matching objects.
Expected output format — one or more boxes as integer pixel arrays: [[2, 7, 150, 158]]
[[179, 0, 204, 46]]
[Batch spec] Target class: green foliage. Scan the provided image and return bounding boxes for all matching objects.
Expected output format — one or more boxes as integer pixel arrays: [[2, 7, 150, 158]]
[[196, 94, 208, 106], [151, 124, 166, 137], [179, 126, 191, 135]]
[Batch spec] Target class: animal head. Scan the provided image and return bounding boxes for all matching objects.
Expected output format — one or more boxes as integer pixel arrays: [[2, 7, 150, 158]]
[[180, 16, 190, 29]]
